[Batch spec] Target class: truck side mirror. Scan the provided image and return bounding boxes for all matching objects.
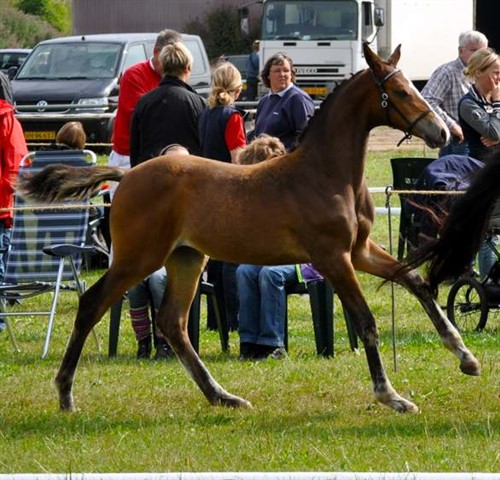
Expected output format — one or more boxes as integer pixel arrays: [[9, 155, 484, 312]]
[[374, 7, 385, 27]]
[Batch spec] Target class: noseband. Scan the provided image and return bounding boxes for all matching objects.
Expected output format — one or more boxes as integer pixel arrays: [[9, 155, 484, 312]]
[[372, 69, 432, 147]]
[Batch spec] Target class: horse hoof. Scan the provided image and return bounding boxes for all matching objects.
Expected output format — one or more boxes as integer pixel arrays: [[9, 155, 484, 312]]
[[460, 358, 481, 376], [59, 395, 76, 412], [214, 393, 252, 409], [387, 397, 419, 413], [376, 390, 419, 413]]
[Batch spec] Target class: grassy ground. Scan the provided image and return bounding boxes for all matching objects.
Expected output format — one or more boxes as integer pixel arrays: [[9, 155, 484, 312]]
[[0, 143, 498, 474]]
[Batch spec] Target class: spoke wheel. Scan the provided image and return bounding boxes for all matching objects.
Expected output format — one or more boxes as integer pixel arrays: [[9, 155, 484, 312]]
[[446, 277, 488, 331]]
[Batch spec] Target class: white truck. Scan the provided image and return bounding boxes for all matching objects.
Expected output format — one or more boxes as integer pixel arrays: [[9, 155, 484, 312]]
[[257, 0, 473, 97]]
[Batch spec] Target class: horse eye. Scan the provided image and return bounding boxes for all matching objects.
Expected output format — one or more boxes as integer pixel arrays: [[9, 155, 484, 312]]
[[395, 89, 410, 98]]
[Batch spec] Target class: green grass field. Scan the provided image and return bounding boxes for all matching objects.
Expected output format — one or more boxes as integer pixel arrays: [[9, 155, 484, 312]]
[[0, 143, 498, 474]]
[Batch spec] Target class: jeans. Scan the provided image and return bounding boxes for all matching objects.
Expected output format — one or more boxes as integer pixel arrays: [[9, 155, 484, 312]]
[[236, 264, 297, 348], [0, 221, 12, 330], [128, 267, 167, 312], [128, 268, 167, 342], [478, 236, 498, 279]]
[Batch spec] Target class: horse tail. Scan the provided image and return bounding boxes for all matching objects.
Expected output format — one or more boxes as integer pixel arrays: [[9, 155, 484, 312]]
[[18, 165, 125, 203], [403, 157, 500, 295]]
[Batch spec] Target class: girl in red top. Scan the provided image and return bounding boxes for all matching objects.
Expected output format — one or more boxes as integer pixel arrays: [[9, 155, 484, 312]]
[[198, 61, 247, 332]]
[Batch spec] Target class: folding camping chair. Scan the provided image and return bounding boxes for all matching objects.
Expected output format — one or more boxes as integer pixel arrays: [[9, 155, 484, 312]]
[[0, 149, 100, 358]]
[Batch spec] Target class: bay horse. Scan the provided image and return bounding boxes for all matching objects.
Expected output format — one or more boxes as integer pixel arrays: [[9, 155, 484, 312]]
[[20, 43, 480, 414]]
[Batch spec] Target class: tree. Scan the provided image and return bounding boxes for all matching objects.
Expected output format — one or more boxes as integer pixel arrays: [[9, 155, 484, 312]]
[[185, 5, 258, 61], [18, 0, 70, 34]]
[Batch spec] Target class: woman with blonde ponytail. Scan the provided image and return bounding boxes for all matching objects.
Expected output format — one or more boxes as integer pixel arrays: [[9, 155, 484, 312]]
[[198, 61, 247, 333], [199, 61, 246, 163]]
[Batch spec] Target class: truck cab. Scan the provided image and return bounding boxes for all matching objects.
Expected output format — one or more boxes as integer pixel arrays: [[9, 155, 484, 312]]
[[260, 0, 378, 98]]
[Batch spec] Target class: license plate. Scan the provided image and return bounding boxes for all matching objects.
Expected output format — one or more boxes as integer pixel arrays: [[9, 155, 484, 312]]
[[303, 86, 328, 96], [24, 131, 56, 141]]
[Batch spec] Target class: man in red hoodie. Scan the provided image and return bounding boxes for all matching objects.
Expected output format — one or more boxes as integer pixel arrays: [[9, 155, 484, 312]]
[[107, 29, 182, 196], [0, 97, 28, 331]]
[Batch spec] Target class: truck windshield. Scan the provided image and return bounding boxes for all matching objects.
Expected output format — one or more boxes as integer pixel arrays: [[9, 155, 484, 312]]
[[262, 0, 358, 40], [17, 42, 122, 80]]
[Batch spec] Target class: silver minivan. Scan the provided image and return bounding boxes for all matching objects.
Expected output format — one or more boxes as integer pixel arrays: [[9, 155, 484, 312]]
[[11, 33, 211, 148]]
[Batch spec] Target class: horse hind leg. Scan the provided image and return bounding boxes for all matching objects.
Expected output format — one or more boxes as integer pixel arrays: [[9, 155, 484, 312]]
[[353, 239, 480, 377], [55, 269, 133, 411], [158, 247, 251, 409], [321, 255, 418, 413]]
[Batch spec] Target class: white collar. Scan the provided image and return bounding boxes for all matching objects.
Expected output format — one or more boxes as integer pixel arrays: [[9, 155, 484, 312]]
[[271, 83, 294, 97]]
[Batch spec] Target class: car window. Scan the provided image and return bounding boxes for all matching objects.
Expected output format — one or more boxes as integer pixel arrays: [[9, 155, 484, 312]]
[[184, 39, 207, 77], [123, 44, 148, 71], [17, 43, 122, 79], [0, 52, 29, 70]]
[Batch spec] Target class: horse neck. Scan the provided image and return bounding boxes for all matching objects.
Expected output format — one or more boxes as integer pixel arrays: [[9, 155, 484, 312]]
[[298, 72, 373, 189]]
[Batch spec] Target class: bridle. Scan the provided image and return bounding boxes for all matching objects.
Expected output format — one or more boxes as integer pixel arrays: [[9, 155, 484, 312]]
[[372, 68, 432, 147]]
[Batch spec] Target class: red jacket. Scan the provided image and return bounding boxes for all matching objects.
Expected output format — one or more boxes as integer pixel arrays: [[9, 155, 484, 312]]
[[0, 99, 27, 225], [111, 59, 161, 156]]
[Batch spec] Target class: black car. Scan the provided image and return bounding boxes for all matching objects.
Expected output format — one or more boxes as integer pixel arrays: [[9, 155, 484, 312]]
[[0, 48, 31, 78], [12, 33, 211, 149]]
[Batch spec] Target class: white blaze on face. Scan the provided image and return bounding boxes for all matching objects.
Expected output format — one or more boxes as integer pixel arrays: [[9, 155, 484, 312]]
[[403, 70, 451, 145]]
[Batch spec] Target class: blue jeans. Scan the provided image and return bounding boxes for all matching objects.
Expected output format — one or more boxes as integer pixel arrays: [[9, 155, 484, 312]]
[[0, 221, 12, 330], [236, 264, 297, 348], [128, 267, 167, 313], [478, 236, 498, 279]]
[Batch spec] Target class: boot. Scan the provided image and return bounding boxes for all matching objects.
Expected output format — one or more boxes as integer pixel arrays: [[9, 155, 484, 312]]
[[136, 336, 152, 359]]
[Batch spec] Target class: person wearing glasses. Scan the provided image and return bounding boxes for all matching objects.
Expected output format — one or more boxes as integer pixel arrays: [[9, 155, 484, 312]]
[[253, 51, 314, 151]]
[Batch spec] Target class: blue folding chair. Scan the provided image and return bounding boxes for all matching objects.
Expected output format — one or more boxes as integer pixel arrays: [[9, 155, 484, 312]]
[[0, 149, 100, 358]]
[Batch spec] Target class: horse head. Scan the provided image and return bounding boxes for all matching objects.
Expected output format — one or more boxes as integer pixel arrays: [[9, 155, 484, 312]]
[[363, 43, 449, 149]]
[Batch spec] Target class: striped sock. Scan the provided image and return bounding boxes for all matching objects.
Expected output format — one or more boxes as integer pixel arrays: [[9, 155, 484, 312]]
[[130, 306, 152, 341]]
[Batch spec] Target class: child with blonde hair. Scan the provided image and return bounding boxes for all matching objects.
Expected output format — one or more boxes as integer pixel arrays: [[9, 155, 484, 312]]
[[238, 134, 285, 165]]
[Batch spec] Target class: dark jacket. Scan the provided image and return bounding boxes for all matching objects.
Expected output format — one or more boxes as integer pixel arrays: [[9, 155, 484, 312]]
[[198, 105, 242, 163], [130, 76, 206, 166]]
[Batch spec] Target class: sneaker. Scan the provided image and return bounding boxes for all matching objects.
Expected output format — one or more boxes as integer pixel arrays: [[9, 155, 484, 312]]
[[136, 336, 152, 359], [153, 341, 173, 360], [267, 347, 287, 360]]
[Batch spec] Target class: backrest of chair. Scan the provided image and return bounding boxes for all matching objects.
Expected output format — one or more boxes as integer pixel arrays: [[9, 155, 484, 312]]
[[390, 157, 436, 198], [390, 157, 436, 260], [4, 150, 94, 284]]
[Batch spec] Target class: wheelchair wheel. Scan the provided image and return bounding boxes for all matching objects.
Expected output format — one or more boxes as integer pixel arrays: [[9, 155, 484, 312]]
[[446, 277, 488, 331]]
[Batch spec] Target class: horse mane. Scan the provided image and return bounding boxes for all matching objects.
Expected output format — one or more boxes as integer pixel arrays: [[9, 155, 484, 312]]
[[299, 70, 366, 144], [403, 153, 500, 295]]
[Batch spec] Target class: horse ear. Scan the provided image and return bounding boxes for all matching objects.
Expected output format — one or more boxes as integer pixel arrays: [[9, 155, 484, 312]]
[[387, 44, 401, 67], [363, 42, 380, 70]]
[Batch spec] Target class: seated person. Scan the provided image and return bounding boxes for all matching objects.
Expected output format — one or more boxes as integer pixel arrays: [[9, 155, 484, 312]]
[[128, 143, 189, 360], [54, 121, 86, 150], [236, 135, 322, 361], [129, 268, 171, 359]]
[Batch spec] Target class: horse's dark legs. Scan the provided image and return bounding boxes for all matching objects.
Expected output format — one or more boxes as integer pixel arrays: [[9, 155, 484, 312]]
[[55, 269, 141, 411], [158, 247, 251, 408], [353, 240, 480, 376], [320, 253, 418, 412]]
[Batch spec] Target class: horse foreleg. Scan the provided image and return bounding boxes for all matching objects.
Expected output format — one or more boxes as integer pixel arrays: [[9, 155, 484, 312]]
[[353, 239, 480, 376], [159, 247, 251, 409], [320, 253, 418, 413], [55, 270, 133, 412]]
